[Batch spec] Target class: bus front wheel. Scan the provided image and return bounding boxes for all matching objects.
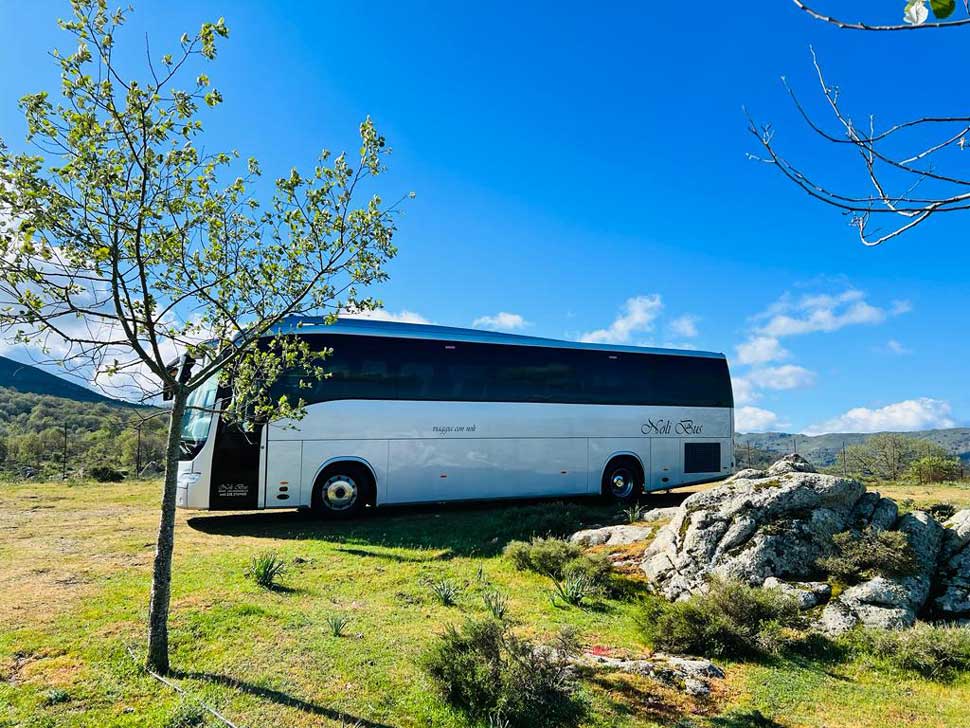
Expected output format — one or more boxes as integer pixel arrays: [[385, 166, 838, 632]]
[[311, 463, 372, 519], [602, 459, 643, 504]]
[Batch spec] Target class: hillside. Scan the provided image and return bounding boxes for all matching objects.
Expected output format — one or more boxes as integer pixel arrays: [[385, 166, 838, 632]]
[[737, 428, 970, 466], [0, 354, 122, 404]]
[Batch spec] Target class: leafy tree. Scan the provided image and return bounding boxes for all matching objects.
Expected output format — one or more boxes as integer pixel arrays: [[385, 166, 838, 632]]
[[749, 1, 970, 245], [908, 454, 964, 484], [0, 1, 404, 673], [845, 434, 947, 480]]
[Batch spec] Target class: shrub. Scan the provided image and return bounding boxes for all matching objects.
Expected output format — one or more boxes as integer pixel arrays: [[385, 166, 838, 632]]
[[87, 464, 124, 482], [246, 551, 286, 589], [504, 538, 610, 587], [482, 589, 509, 620], [504, 538, 581, 578], [623, 503, 647, 524], [641, 577, 802, 659], [42, 688, 70, 706], [423, 617, 583, 728], [551, 572, 594, 607], [908, 455, 963, 484], [164, 699, 207, 728], [326, 613, 351, 637], [848, 623, 970, 680], [816, 528, 918, 584], [428, 577, 461, 606], [928, 502, 957, 522]]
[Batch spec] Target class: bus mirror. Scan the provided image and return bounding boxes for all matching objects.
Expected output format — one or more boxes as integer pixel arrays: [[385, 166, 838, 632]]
[[162, 365, 179, 401]]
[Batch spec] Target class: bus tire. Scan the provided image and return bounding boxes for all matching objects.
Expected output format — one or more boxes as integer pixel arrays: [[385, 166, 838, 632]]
[[311, 462, 372, 519], [602, 457, 643, 504]]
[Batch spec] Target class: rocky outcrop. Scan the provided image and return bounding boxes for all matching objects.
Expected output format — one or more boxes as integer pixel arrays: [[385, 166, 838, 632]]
[[635, 454, 970, 632], [934, 509, 970, 620], [571, 651, 724, 697], [570, 524, 653, 547], [642, 455, 865, 600]]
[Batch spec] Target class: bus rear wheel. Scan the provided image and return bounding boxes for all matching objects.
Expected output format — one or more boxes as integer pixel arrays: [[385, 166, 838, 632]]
[[311, 463, 371, 519], [602, 459, 643, 504]]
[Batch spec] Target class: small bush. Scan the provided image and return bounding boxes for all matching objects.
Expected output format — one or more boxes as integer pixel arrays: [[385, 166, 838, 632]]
[[482, 589, 509, 620], [928, 502, 957, 523], [42, 688, 70, 706], [423, 617, 583, 728], [908, 455, 963, 484], [246, 551, 286, 589], [623, 503, 647, 523], [641, 577, 802, 659], [816, 528, 918, 584], [551, 572, 594, 607], [504, 537, 610, 585], [848, 623, 970, 680], [165, 699, 207, 728], [326, 613, 351, 637], [428, 577, 461, 606], [87, 465, 124, 482], [504, 537, 581, 578]]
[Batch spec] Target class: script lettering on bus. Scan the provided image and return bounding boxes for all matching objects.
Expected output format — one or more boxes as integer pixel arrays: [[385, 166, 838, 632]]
[[641, 418, 703, 436], [432, 424, 478, 435]]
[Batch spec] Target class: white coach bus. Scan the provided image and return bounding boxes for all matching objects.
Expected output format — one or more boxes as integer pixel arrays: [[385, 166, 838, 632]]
[[175, 317, 735, 518]]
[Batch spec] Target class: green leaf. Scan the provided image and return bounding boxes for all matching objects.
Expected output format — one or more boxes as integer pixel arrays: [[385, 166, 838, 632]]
[[931, 0, 956, 18]]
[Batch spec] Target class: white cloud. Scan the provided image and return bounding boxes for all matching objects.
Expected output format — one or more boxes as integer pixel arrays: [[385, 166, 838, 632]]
[[736, 406, 780, 432], [746, 364, 816, 391], [886, 339, 911, 355], [756, 289, 889, 338], [805, 397, 955, 435], [891, 299, 913, 316], [735, 336, 790, 366], [668, 315, 699, 339], [732, 376, 758, 406], [472, 312, 530, 331], [342, 308, 430, 324], [580, 295, 663, 344]]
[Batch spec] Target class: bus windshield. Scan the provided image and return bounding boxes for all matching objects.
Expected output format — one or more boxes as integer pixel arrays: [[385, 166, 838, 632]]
[[180, 376, 220, 442]]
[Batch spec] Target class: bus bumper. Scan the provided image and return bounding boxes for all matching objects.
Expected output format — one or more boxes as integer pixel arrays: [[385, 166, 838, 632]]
[[175, 462, 212, 510]]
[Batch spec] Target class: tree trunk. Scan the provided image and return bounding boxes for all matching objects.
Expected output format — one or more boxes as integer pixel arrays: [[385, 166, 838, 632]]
[[146, 388, 187, 675]]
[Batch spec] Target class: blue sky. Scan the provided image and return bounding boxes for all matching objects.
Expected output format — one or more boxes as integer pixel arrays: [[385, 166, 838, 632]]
[[1, 1, 968, 434]]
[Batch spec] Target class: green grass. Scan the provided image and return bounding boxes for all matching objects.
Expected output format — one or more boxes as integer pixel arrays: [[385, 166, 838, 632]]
[[1, 479, 969, 727]]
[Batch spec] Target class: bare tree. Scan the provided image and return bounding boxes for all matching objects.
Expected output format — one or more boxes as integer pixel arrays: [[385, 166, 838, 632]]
[[749, 1, 970, 245], [0, 1, 404, 674]]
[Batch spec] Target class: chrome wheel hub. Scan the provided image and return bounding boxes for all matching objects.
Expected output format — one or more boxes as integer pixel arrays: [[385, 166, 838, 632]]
[[323, 474, 358, 511], [610, 470, 634, 498]]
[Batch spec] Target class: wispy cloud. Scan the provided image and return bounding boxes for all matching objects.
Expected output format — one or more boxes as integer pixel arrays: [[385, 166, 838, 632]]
[[736, 405, 781, 432], [754, 289, 897, 338], [668, 314, 699, 339], [735, 336, 790, 366], [472, 312, 530, 331], [805, 397, 955, 435], [580, 294, 663, 344], [886, 339, 912, 355], [342, 308, 431, 324], [746, 364, 816, 391]]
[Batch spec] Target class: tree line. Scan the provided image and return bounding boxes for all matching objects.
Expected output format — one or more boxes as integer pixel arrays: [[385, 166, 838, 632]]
[[0, 389, 168, 480]]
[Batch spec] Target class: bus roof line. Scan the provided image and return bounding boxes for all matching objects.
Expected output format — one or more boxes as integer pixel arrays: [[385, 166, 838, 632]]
[[262, 316, 728, 360]]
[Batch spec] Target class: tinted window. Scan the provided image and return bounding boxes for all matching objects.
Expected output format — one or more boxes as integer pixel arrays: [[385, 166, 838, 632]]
[[685, 442, 722, 473], [272, 334, 732, 408]]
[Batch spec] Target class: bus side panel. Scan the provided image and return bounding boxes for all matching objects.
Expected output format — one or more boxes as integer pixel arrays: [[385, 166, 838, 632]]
[[588, 438, 650, 496], [264, 440, 302, 509], [298, 439, 389, 507], [386, 437, 588, 505]]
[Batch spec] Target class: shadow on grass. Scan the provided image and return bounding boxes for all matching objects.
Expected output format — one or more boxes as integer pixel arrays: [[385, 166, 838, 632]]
[[187, 491, 691, 558], [709, 710, 786, 727], [173, 670, 395, 728]]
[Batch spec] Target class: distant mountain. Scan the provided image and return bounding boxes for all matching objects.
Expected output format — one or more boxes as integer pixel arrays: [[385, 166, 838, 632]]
[[737, 428, 970, 466], [0, 355, 124, 405]]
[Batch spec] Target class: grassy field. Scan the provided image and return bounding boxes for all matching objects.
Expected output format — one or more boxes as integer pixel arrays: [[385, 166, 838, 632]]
[[2, 479, 970, 728]]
